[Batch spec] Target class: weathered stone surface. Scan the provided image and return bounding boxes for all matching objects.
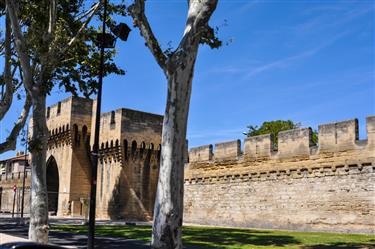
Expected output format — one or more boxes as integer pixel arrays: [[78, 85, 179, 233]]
[[1, 96, 373, 235], [278, 128, 312, 158], [215, 140, 241, 160], [94, 105, 163, 220], [0, 173, 30, 214], [244, 134, 273, 159], [189, 145, 213, 162], [1, 96, 162, 221], [318, 119, 358, 152], [184, 165, 374, 233], [185, 116, 375, 234]]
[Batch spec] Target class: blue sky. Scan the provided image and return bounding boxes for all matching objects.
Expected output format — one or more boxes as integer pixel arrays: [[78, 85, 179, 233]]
[[0, 0, 374, 159]]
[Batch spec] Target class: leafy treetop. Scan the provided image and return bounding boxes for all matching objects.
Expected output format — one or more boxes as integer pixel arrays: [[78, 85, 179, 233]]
[[0, 0, 127, 98], [246, 120, 318, 148]]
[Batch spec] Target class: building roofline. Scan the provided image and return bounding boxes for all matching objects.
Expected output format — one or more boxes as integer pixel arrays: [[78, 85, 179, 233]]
[[0, 153, 29, 163]]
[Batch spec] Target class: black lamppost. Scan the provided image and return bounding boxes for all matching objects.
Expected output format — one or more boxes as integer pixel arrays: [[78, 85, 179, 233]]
[[87, 1, 130, 248]]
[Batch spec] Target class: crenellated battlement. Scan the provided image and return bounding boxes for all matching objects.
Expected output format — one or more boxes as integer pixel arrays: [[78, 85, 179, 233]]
[[92, 107, 163, 163], [184, 116, 375, 234], [19, 96, 163, 220], [188, 116, 375, 163]]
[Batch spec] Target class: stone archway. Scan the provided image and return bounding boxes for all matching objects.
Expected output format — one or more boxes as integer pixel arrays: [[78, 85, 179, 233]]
[[46, 156, 59, 215]]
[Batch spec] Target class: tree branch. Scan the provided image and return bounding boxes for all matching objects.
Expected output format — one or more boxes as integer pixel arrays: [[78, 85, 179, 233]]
[[172, 0, 218, 63], [48, 1, 100, 68], [0, 93, 31, 154], [48, 0, 57, 35], [129, 0, 167, 74], [6, 0, 35, 97], [0, 12, 14, 120], [67, 2, 100, 48]]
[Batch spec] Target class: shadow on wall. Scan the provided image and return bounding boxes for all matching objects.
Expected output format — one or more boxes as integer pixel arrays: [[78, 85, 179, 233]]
[[107, 172, 123, 220], [107, 150, 154, 221], [107, 170, 151, 221]]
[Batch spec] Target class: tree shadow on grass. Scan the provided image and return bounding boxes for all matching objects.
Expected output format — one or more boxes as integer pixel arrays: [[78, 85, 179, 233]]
[[53, 224, 153, 242], [96, 225, 152, 242], [50, 224, 375, 249], [302, 243, 375, 249], [183, 227, 300, 248]]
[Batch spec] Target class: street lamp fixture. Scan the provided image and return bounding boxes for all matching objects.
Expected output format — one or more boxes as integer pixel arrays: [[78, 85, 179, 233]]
[[95, 22, 131, 48], [111, 22, 131, 41]]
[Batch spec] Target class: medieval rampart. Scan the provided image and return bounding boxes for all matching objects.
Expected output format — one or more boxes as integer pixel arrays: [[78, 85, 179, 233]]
[[0, 172, 31, 214], [93, 107, 163, 220], [184, 117, 375, 234]]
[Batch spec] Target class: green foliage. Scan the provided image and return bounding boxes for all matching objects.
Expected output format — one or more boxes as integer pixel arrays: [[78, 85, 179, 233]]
[[200, 26, 222, 49], [247, 120, 318, 148], [52, 224, 375, 249], [0, 0, 127, 97]]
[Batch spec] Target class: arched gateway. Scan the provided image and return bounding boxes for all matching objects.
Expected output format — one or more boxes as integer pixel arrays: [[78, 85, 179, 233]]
[[37, 96, 162, 220], [46, 156, 59, 215], [43, 97, 94, 217]]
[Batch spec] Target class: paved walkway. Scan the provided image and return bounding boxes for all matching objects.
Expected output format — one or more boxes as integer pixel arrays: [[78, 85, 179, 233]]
[[0, 218, 151, 248], [0, 213, 152, 226], [0, 232, 29, 244]]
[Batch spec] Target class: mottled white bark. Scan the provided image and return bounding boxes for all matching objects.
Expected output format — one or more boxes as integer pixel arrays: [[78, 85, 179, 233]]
[[130, 0, 218, 248], [6, 0, 100, 242], [152, 51, 198, 249], [6, 1, 49, 243], [0, 93, 31, 154], [28, 95, 49, 243], [6, 0, 34, 92]]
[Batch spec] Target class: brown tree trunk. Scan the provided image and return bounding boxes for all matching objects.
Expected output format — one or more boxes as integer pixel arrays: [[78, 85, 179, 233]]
[[28, 94, 49, 243]]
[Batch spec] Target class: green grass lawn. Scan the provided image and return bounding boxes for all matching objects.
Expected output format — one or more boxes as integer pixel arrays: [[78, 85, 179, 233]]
[[51, 224, 375, 249]]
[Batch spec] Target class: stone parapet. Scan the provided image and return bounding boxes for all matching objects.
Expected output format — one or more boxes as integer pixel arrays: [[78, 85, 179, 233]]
[[185, 116, 375, 234], [188, 116, 375, 163]]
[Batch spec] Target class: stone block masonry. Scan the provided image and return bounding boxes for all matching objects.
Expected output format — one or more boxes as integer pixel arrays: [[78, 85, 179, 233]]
[[184, 117, 375, 234], [1, 96, 162, 221], [0, 172, 31, 214], [1, 95, 373, 234]]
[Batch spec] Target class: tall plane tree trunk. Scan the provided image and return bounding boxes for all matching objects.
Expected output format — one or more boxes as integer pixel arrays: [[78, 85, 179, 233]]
[[29, 94, 49, 243], [152, 50, 198, 248], [129, 0, 218, 247], [6, 1, 50, 243], [7, 0, 107, 243]]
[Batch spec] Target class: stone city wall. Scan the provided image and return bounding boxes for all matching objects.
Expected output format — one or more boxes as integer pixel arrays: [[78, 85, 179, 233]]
[[1, 97, 164, 220], [94, 107, 163, 220], [184, 117, 375, 234], [0, 172, 31, 214]]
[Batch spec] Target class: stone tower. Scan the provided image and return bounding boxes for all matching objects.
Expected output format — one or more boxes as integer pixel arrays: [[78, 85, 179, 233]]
[[30, 96, 162, 220]]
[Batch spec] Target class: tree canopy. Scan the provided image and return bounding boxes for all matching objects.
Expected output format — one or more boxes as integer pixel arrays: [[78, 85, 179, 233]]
[[1, 0, 126, 98], [2, 0, 128, 242], [246, 120, 318, 148], [0, 0, 127, 153]]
